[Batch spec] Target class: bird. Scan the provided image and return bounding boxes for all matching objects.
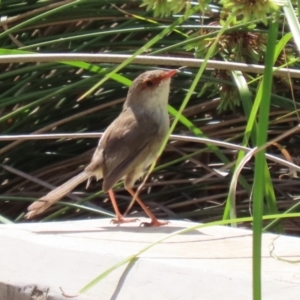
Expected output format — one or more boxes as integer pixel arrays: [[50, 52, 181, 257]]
[[26, 69, 177, 226]]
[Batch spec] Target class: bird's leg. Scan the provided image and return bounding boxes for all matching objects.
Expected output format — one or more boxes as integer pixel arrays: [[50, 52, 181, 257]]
[[126, 188, 169, 227], [108, 189, 138, 224], [123, 159, 157, 217]]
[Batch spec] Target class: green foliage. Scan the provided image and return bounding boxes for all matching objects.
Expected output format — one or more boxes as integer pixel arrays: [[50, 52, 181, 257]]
[[141, 0, 191, 17], [0, 0, 300, 240], [220, 0, 281, 25], [1, 1, 300, 297]]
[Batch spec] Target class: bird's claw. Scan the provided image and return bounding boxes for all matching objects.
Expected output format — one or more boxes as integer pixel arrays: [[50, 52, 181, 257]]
[[110, 218, 139, 224], [139, 220, 170, 227]]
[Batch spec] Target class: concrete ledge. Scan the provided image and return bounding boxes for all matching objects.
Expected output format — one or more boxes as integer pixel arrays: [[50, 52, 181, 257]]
[[0, 219, 299, 300]]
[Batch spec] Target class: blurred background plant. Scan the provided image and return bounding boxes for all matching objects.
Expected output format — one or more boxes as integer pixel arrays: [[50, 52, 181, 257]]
[[1, 0, 300, 237]]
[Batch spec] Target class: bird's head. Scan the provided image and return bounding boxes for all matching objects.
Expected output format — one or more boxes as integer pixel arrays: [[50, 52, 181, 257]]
[[125, 69, 177, 110]]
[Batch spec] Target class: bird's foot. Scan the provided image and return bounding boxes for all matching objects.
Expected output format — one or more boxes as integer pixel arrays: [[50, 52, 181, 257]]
[[140, 219, 170, 227], [110, 217, 139, 224]]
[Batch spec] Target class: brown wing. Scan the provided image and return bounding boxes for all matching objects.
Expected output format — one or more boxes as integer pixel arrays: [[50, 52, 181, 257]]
[[96, 107, 160, 192]]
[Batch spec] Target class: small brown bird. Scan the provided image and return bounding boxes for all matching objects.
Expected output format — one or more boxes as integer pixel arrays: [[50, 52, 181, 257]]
[[26, 69, 177, 226]]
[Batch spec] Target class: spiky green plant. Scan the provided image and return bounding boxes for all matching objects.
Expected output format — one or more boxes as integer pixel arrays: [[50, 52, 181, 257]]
[[0, 0, 299, 239]]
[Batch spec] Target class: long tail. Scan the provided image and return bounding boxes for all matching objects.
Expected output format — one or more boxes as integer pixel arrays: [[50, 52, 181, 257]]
[[26, 171, 89, 219]]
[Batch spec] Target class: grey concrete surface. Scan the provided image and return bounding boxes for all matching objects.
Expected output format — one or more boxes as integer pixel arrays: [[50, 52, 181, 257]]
[[0, 219, 299, 300]]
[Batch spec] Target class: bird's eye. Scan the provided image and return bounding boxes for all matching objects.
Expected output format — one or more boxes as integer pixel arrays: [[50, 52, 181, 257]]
[[145, 80, 153, 87]]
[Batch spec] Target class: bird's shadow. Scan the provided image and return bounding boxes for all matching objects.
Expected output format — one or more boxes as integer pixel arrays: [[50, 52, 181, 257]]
[[32, 225, 202, 235]]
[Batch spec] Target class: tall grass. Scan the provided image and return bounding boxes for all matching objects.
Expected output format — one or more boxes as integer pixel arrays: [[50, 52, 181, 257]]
[[1, 1, 300, 299]]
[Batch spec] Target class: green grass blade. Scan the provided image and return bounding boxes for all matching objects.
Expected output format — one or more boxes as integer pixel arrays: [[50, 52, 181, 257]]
[[78, 212, 300, 295], [283, 1, 300, 51], [0, 214, 14, 224], [252, 15, 279, 300], [0, 0, 82, 39]]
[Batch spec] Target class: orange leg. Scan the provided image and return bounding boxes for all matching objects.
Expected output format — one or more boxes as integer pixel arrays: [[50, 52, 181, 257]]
[[108, 189, 138, 224], [126, 188, 169, 227]]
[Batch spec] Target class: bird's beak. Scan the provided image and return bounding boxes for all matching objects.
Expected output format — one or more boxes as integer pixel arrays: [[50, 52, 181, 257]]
[[162, 69, 178, 80]]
